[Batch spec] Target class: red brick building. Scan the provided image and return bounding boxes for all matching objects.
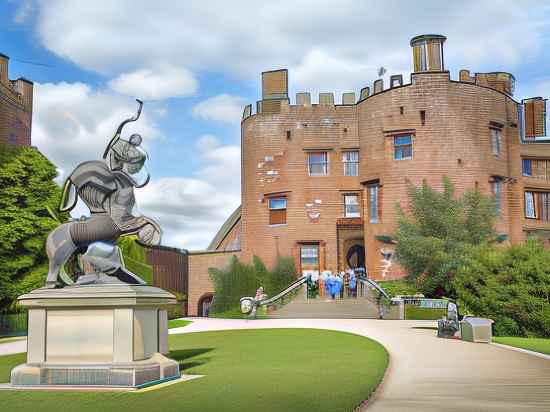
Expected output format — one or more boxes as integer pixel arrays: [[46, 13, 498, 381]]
[[0, 53, 33, 147], [186, 34, 549, 315]]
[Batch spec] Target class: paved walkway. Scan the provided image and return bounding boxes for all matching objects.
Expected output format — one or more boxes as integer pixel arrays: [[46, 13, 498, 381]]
[[0, 339, 26, 356], [1, 320, 548, 410], [171, 318, 550, 412]]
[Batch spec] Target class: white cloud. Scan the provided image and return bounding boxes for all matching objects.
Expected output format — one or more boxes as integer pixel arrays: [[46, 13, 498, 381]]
[[32, 81, 240, 251], [192, 94, 246, 124], [31, 1, 549, 97], [108, 65, 197, 100], [136, 137, 241, 250], [32, 81, 162, 182]]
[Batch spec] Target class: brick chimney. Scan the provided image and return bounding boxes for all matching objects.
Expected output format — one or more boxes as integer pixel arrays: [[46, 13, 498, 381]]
[[410, 34, 446, 72]]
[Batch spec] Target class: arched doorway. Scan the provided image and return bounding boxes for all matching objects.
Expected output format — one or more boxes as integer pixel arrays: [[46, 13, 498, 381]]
[[197, 293, 213, 317], [346, 244, 365, 269]]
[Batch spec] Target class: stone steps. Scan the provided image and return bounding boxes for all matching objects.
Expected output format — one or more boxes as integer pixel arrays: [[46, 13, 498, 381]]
[[267, 298, 381, 319]]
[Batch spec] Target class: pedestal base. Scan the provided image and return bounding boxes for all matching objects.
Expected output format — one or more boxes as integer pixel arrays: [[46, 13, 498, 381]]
[[11, 353, 179, 387], [10, 284, 179, 388]]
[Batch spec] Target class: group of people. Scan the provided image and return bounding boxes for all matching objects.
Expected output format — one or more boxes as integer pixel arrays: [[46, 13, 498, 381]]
[[307, 269, 361, 300]]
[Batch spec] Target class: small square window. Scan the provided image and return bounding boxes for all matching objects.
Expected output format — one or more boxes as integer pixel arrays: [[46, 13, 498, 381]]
[[394, 135, 412, 160], [344, 194, 360, 217], [342, 151, 359, 176], [268, 197, 287, 225], [308, 152, 328, 175], [300, 245, 319, 266]]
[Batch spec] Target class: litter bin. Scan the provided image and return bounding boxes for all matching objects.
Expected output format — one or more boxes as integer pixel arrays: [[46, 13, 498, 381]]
[[460, 317, 493, 343]]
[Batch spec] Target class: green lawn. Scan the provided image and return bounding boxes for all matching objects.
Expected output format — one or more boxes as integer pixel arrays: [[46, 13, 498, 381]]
[[405, 305, 446, 320], [0, 328, 388, 412], [493, 336, 550, 355], [167, 319, 192, 329]]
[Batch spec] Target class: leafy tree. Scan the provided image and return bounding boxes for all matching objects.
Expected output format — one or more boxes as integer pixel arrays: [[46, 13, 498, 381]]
[[0, 145, 66, 311], [394, 177, 497, 297], [453, 240, 550, 337]]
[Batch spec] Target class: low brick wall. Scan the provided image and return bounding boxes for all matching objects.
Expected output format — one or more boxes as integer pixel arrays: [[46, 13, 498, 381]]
[[187, 249, 241, 316]]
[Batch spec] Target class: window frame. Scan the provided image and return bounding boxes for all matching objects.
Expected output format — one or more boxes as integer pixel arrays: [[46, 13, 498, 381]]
[[491, 128, 502, 156], [524, 191, 536, 219], [491, 180, 502, 216], [268, 197, 287, 226], [308, 151, 329, 176], [300, 244, 319, 266], [343, 193, 360, 218], [522, 159, 532, 177], [342, 150, 359, 176], [393, 134, 413, 160], [368, 184, 379, 223]]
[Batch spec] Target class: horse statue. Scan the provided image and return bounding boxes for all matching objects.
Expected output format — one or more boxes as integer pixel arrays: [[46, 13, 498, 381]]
[[45, 99, 161, 288]]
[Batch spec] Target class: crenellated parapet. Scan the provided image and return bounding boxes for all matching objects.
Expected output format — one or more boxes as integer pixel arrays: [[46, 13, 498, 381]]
[[0, 52, 34, 146]]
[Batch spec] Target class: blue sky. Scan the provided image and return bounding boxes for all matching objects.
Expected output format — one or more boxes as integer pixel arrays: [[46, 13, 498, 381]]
[[1, 1, 549, 249]]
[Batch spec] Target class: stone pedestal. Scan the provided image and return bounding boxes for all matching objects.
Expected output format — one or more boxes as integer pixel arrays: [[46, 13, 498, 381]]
[[10, 284, 180, 388]]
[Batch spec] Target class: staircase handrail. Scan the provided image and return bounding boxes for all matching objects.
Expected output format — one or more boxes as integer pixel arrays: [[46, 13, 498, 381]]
[[358, 277, 391, 301], [257, 275, 308, 306], [240, 275, 308, 316]]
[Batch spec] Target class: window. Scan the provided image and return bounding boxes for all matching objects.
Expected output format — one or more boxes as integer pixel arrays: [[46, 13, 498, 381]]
[[368, 184, 379, 223], [491, 128, 502, 155], [524, 159, 550, 180], [394, 135, 413, 160], [525, 192, 536, 218], [524, 191, 550, 221], [308, 152, 328, 175], [342, 151, 359, 176], [522, 159, 532, 176], [344, 194, 360, 217], [268, 197, 287, 225], [300, 245, 319, 266], [491, 180, 502, 216]]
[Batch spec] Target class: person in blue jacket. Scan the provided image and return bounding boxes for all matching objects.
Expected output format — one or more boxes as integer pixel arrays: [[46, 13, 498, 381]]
[[349, 271, 357, 298], [328, 272, 338, 300]]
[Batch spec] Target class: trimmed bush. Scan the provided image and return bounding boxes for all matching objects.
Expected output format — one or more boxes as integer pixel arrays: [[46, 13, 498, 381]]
[[209, 255, 296, 314], [453, 240, 550, 338]]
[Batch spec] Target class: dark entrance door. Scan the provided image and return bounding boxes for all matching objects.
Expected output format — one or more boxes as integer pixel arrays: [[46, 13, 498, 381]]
[[198, 294, 213, 317], [346, 244, 365, 269]]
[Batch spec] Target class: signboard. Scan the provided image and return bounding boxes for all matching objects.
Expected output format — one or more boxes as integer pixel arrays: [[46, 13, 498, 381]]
[[418, 299, 448, 309]]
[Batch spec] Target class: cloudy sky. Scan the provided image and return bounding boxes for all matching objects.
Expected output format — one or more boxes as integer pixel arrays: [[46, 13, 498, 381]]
[[1, 0, 549, 250]]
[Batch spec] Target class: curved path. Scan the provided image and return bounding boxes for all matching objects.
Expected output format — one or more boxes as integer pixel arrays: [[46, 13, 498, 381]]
[[171, 318, 550, 412]]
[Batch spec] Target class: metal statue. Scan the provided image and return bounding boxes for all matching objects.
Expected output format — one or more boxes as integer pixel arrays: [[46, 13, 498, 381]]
[[45, 99, 161, 288]]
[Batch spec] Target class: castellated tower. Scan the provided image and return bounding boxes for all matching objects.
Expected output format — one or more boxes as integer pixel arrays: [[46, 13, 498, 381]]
[[235, 33, 550, 281], [185, 34, 550, 314], [0, 53, 34, 147]]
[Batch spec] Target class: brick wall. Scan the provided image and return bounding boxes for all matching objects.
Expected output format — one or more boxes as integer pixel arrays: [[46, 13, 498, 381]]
[[187, 250, 241, 316], [0, 55, 33, 147], [236, 70, 548, 281]]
